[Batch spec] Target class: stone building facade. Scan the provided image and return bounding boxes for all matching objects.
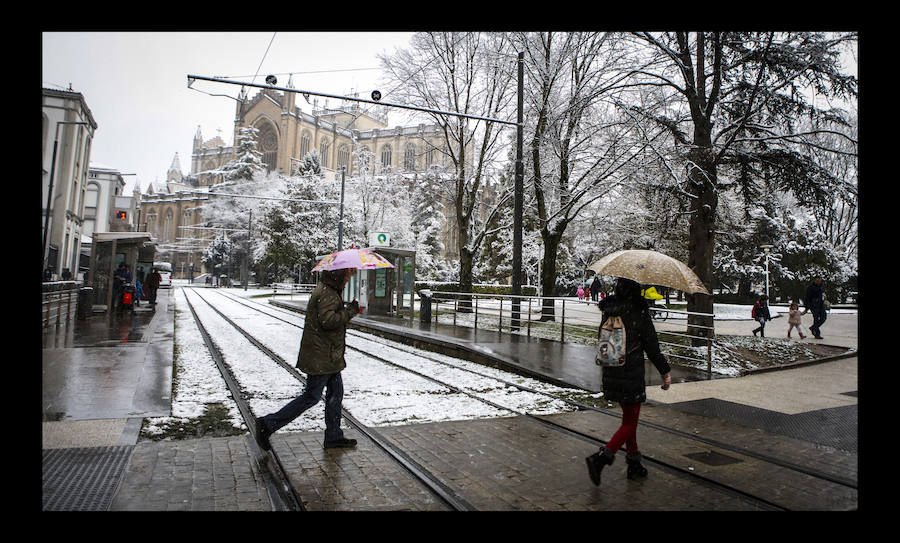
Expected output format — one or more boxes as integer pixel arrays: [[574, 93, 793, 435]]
[[42, 87, 98, 279], [138, 86, 467, 279]]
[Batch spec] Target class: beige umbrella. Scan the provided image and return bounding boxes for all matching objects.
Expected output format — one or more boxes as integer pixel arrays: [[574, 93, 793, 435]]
[[588, 249, 710, 295]]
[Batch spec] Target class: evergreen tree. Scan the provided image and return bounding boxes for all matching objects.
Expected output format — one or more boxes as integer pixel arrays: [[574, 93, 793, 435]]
[[218, 127, 266, 181]]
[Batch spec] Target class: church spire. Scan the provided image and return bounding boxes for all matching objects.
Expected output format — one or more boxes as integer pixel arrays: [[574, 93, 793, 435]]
[[169, 152, 182, 174]]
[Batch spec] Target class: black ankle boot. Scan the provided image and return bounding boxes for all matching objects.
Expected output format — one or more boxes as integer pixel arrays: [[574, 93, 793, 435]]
[[585, 447, 615, 486], [254, 417, 272, 451], [626, 451, 648, 480]]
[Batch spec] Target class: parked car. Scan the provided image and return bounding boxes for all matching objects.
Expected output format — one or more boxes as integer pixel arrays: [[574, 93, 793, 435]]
[[153, 262, 173, 288]]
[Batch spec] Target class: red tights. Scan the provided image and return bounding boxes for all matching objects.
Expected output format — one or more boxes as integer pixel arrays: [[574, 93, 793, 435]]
[[605, 402, 641, 454]]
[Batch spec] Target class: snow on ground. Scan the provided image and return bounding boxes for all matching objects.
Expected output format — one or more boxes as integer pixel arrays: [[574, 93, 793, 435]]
[[144, 286, 591, 441], [146, 284, 855, 441]]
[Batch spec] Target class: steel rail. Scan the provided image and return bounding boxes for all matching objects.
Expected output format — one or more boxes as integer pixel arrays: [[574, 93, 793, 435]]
[[236, 290, 857, 491], [181, 290, 304, 511], [188, 288, 474, 511], [237, 292, 786, 510]]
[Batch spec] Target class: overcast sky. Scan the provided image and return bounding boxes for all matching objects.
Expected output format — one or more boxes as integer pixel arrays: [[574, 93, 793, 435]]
[[42, 32, 417, 194]]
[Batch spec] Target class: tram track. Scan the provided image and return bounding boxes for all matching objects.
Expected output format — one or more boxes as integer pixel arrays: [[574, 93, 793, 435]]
[[183, 287, 473, 511], [221, 289, 858, 490], [184, 287, 855, 511]]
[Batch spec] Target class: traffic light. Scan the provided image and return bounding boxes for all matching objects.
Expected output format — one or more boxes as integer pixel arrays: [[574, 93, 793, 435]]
[[116, 210, 127, 220]]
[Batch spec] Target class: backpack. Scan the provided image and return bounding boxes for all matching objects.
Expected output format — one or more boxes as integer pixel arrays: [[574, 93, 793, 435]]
[[596, 316, 627, 367], [751, 302, 759, 319]]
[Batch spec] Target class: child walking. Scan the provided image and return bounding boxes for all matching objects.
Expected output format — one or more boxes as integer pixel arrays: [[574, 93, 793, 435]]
[[787, 302, 806, 339]]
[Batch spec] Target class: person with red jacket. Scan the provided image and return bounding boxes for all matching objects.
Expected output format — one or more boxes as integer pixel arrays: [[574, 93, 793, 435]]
[[751, 294, 772, 337]]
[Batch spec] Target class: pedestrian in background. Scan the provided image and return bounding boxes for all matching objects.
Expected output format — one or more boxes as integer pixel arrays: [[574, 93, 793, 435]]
[[113, 263, 131, 311], [145, 268, 161, 307], [586, 277, 671, 487], [255, 267, 360, 452], [787, 301, 805, 339], [134, 278, 143, 307], [577, 284, 585, 300], [804, 277, 827, 339], [752, 294, 772, 337], [591, 275, 602, 302]]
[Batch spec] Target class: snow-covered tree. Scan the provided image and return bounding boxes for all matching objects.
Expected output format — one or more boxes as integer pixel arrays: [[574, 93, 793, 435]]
[[216, 127, 266, 181], [380, 32, 517, 309], [623, 31, 857, 341]]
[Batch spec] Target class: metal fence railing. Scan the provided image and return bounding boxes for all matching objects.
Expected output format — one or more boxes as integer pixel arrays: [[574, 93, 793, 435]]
[[42, 281, 83, 328], [271, 283, 316, 299], [426, 290, 717, 379]]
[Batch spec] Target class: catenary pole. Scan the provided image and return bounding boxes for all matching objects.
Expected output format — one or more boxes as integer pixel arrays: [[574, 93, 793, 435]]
[[337, 166, 346, 251], [511, 52, 525, 330]]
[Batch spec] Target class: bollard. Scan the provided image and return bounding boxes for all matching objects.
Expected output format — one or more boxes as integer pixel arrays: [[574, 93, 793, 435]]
[[418, 289, 432, 324], [77, 287, 94, 320]]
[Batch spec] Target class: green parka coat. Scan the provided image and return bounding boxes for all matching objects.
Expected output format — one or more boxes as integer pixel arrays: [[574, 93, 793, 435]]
[[296, 274, 357, 375]]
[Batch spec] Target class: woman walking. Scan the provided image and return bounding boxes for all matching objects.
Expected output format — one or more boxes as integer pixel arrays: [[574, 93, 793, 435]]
[[586, 277, 671, 486]]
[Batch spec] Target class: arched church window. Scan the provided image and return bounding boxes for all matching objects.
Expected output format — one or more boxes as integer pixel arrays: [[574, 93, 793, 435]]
[[258, 124, 278, 172], [164, 210, 174, 242], [337, 144, 350, 172], [404, 144, 417, 171], [301, 132, 311, 158], [381, 144, 392, 173], [320, 138, 330, 169]]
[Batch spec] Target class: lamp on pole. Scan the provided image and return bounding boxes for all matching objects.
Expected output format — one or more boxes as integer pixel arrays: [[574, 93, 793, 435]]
[[43, 120, 88, 273], [760, 245, 774, 299]]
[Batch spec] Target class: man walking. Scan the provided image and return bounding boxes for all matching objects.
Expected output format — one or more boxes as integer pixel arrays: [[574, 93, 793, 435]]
[[804, 277, 828, 339], [254, 267, 360, 451], [145, 267, 162, 307]]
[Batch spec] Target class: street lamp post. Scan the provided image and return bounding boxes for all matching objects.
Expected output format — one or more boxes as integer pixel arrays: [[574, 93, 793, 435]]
[[43, 120, 88, 273], [761, 245, 773, 299]]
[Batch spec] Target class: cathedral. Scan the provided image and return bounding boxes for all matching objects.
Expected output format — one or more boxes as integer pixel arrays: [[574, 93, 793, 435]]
[[137, 84, 465, 279]]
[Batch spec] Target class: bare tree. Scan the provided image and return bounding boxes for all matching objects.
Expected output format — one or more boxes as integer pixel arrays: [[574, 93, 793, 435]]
[[380, 32, 518, 308], [512, 31, 659, 319]]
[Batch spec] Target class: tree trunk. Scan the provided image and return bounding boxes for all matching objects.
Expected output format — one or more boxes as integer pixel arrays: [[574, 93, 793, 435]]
[[540, 231, 562, 321], [685, 144, 717, 344], [737, 276, 752, 297], [456, 179, 474, 312]]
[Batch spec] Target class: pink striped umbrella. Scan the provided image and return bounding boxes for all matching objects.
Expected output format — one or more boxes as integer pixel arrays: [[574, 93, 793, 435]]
[[311, 248, 395, 272]]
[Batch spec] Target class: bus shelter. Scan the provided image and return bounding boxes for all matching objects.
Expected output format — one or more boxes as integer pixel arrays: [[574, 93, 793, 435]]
[[314, 247, 416, 321], [357, 247, 415, 320], [87, 232, 156, 314]]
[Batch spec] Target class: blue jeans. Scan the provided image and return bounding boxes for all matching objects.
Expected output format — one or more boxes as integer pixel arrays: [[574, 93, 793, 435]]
[[261, 372, 345, 442]]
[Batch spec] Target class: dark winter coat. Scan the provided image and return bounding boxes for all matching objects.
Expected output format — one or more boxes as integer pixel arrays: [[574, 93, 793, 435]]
[[597, 291, 671, 404], [752, 300, 771, 321], [145, 271, 161, 289], [804, 282, 826, 316], [296, 274, 357, 375]]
